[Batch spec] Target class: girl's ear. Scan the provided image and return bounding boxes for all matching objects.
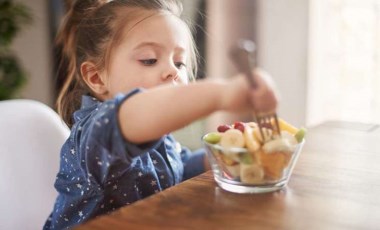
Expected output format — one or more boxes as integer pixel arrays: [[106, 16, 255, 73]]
[[81, 61, 108, 96]]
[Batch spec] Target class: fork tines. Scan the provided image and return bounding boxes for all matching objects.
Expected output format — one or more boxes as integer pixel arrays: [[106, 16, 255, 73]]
[[255, 113, 281, 143]]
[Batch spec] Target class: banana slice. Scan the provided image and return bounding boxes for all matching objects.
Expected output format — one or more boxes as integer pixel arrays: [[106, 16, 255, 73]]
[[244, 125, 260, 152], [240, 163, 264, 184], [263, 138, 295, 153], [253, 127, 273, 143], [220, 129, 245, 148]]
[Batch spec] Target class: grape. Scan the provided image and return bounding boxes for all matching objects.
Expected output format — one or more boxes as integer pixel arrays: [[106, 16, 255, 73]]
[[217, 124, 232, 133]]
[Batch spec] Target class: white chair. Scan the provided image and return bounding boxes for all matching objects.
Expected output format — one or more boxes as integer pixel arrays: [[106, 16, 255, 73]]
[[0, 99, 70, 230]]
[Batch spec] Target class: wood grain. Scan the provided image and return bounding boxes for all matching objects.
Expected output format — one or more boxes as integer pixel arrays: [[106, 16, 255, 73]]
[[77, 122, 380, 230]]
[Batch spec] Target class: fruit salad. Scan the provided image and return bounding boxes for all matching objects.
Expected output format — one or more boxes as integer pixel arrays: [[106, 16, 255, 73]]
[[203, 118, 306, 184]]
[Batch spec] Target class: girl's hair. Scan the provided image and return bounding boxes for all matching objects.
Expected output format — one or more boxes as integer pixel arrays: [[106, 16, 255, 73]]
[[56, 0, 198, 127]]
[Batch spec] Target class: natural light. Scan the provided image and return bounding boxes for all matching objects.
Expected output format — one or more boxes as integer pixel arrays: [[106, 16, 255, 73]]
[[307, 0, 380, 126]]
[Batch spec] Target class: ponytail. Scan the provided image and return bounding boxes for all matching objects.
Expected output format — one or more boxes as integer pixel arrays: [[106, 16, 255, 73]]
[[56, 0, 107, 127]]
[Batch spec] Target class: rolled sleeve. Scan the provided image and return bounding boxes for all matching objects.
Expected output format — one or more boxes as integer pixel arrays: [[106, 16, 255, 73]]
[[181, 148, 206, 181]]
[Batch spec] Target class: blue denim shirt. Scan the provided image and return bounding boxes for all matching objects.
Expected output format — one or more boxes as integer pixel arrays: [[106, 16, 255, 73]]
[[44, 88, 205, 229]]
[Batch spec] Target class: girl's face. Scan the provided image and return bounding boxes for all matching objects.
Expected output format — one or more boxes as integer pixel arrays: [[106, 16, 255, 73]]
[[101, 12, 190, 99]]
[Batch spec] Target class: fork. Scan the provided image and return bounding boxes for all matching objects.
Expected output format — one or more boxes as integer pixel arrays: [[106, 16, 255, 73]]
[[229, 39, 281, 142]]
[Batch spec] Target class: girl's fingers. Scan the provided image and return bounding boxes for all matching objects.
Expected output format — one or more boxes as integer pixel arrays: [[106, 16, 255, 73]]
[[250, 70, 279, 112], [251, 90, 277, 112]]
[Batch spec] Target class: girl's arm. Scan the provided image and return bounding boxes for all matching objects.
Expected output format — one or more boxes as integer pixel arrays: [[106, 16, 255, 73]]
[[118, 71, 277, 144]]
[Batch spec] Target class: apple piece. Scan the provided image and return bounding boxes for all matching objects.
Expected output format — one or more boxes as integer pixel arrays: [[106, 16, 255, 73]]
[[224, 164, 241, 178], [220, 153, 239, 166], [244, 125, 260, 152]]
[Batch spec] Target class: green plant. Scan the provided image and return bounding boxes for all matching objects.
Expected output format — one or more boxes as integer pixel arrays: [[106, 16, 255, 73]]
[[0, 0, 32, 100]]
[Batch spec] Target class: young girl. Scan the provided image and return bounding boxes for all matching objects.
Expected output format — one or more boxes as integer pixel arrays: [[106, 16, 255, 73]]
[[44, 0, 278, 229]]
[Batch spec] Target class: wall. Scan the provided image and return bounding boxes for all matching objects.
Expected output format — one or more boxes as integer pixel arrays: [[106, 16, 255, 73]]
[[11, 0, 54, 107], [256, 0, 309, 128]]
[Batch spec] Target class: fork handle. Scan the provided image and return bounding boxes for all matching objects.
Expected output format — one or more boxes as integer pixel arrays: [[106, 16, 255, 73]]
[[230, 39, 258, 89]]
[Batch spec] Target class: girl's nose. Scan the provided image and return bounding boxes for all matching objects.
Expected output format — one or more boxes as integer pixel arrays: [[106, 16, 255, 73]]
[[162, 64, 180, 82]]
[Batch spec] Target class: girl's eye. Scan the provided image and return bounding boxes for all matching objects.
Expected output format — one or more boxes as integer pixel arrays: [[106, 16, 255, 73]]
[[140, 59, 157, 65], [175, 62, 186, 69]]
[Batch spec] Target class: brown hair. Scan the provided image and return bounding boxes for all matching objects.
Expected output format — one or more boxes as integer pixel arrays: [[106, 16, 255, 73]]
[[56, 0, 198, 127]]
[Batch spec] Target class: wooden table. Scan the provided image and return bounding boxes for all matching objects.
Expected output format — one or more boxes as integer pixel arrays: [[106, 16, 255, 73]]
[[78, 121, 380, 230]]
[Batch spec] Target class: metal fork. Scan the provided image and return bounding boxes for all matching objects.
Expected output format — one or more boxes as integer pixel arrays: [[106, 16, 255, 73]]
[[229, 39, 281, 142]]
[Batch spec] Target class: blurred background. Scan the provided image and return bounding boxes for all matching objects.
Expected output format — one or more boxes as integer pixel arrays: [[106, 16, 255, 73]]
[[2, 0, 380, 149]]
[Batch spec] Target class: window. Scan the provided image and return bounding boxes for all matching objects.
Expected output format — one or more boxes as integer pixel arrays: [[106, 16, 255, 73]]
[[308, 0, 380, 126]]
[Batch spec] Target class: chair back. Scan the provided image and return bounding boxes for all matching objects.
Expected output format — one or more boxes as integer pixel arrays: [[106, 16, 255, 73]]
[[0, 99, 70, 230]]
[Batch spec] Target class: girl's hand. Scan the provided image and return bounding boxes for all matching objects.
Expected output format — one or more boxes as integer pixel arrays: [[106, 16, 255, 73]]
[[249, 68, 278, 113], [222, 68, 279, 114]]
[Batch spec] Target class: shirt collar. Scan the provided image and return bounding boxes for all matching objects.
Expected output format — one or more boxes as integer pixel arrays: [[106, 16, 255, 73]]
[[81, 94, 100, 109], [72, 95, 100, 123]]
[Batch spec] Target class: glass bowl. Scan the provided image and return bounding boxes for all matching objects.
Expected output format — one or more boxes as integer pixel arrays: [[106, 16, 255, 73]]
[[203, 136, 305, 194]]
